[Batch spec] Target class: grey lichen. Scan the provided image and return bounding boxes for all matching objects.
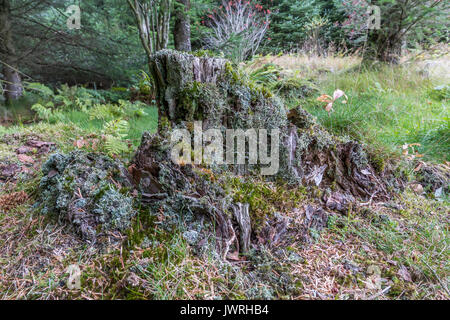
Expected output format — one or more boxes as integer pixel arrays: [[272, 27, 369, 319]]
[[36, 151, 136, 241]]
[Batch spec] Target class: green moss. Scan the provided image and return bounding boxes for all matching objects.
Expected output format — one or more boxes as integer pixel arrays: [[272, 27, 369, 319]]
[[191, 49, 218, 58], [274, 77, 318, 101], [177, 81, 224, 123], [227, 177, 307, 233], [223, 61, 245, 86], [369, 152, 386, 173]]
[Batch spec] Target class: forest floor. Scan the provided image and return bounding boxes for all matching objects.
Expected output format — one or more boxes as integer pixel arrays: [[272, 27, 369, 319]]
[[0, 48, 448, 300]]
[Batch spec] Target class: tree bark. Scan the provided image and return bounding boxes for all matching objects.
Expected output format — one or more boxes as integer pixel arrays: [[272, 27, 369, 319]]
[[173, 0, 191, 52], [132, 50, 397, 258], [0, 0, 23, 101], [127, 0, 172, 60], [148, 49, 227, 132]]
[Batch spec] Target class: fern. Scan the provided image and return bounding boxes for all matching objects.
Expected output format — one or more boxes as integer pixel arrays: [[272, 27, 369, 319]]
[[118, 99, 148, 118], [31, 102, 53, 121], [0, 125, 7, 137], [89, 100, 148, 121], [89, 103, 117, 120], [104, 135, 130, 156], [31, 102, 65, 123], [103, 119, 129, 137], [53, 85, 100, 111], [75, 97, 92, 112], [25, 82, 54, 98], [102, 119, 130, 156]]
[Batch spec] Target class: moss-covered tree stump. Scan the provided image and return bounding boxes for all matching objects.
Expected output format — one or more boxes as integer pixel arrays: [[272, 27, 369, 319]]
[[132, 49, 396, 257], [148, 49, 287, 133]]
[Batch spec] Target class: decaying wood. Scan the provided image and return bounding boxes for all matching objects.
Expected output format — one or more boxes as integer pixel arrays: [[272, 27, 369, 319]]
[[232, 203, 251, 253], [148, 50, 228, 131], [286, 107, 391, 204], [132, 50, 399, 258]]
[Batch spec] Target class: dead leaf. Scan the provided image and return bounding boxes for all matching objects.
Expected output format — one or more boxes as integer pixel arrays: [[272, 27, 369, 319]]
[[16, 146, 34, 154], [74, 138, 85, 148], [26, 140, 54, 148], [317, 94, 332, 103], [48, 170, 58, 178], [414, 162, 424, 172], [227, 251, 245, 261], [410, 183, 424, 195], [387, 259, 398, 266], [402, 144, 409, 155], [325, 102, 333, 113], [333, 89, 346, 101], [17, 154, 34, 164], [434, 187, 443, 198], [398, 265, 412, 282]]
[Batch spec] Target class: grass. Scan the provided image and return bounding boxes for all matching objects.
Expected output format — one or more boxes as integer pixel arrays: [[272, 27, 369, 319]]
[[1, 89, 159, 151], [251, 51, 449, 163], [0, 102, 158, 162], [325, 192, 449, 299], [62, 106, 158, 146], [2, 180, 448, 299], [297, 62, 450, 163], [249, 52, 361, 80]]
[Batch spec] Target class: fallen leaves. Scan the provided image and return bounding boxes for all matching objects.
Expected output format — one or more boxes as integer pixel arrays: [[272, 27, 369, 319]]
[[317, 89, 348, 114], [226, 251, 246, 262], [0, 163, 20, 180], [0, 191, 29, 212], [73, 136, 100, 150], [409, 183, 424, 195], [398, 265, 412, 282], [0, 138, 56, 183], [17, 154, 34, 164], [401, 143, 424, 160]]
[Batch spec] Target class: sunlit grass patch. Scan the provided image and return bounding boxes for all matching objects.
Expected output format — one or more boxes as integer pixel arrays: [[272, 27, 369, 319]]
[[249, 53, 361, 79], [62, 106, 158, 147], [302, 65, 449, 163]]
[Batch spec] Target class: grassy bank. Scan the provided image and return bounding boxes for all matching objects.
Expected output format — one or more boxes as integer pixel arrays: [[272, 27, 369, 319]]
[[302, 65, 449, 163]]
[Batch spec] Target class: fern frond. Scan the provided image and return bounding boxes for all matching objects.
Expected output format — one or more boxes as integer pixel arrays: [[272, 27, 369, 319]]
[[31, 103, 52, 121], [103, 119, 130, 138], [104, 135, 130, 156]]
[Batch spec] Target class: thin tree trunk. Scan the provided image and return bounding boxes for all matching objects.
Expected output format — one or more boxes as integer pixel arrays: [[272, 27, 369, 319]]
[[0, 0, 23, 101], [362, 0, 405, 65], [127, 0, 172, 61], [173, 0, 191, 52], [363, 29, 403, 65]]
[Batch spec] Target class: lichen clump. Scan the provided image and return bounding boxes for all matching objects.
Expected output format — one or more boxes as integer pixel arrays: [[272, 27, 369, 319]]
[[36, 151, 136, 241]]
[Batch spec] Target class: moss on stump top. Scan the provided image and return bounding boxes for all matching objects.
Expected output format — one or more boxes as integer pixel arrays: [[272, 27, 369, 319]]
[[149, 49, 287, 132]]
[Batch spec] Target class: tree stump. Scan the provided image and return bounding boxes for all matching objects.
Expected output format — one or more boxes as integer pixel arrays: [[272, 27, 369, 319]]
[[132, 50, 396, 257], [148, 49, 287, 133]]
